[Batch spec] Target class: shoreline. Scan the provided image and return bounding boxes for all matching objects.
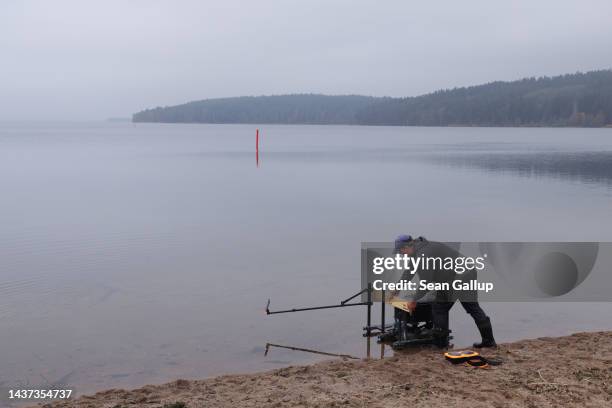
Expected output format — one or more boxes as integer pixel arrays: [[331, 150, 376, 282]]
[[130, 121, 612, 128], [33, 331, 611, 408]]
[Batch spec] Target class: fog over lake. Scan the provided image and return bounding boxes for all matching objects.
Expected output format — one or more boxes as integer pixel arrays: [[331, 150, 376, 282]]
[[1, 122, 612, 394]]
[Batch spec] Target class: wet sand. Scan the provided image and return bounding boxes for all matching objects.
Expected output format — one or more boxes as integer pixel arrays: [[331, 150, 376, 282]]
[[32, 331, 611, 408]]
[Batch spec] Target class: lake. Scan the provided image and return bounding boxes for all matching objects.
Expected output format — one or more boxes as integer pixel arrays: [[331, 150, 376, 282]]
[[1, 122, 612, 396]]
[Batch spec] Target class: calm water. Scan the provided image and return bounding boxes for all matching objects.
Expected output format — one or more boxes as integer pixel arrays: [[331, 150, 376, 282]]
[[1, 122, 612, 396]]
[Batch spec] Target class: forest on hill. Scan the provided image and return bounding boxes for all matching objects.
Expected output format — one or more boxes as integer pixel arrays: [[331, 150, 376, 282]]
[[133, 70, 612, 127], [133, 94, 378, 125]]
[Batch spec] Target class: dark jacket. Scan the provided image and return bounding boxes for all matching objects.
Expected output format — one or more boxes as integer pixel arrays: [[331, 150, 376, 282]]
[[398, 239, 476, 302]]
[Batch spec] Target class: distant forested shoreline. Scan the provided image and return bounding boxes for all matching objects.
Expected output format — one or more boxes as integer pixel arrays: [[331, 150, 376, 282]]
[[133, 70, 612, 127]]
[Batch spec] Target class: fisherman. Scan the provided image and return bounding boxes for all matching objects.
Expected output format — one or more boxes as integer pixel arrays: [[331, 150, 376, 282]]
[[377, 235, 435, 345], [394, 235, 497, 348]]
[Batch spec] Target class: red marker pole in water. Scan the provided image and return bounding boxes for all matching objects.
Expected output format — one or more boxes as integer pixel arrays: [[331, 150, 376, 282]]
[[256, 128, 260, 167]]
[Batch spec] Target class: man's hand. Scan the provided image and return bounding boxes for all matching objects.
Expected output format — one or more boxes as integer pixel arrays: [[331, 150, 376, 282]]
[[406, 301, 417, 313]]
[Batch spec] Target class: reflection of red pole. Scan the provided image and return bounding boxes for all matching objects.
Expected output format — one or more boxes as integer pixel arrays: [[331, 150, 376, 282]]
[[256, 129, 259, 167]]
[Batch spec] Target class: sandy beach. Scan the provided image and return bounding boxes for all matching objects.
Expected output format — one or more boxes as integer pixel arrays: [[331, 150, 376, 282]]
[[32, 331, 611, 408]]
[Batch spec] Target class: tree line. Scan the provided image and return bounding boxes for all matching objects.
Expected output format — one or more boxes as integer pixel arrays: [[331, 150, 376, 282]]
[[133, 70, 612, 127]]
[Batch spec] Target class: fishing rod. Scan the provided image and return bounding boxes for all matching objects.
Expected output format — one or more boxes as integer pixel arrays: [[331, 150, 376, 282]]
[[266, 284, 388, 337]]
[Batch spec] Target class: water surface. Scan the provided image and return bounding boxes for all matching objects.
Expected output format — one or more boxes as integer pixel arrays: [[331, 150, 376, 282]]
[[1, 122, 612, 395]]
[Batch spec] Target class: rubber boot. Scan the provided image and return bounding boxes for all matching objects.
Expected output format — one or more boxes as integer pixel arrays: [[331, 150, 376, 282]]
[[391, 321, 408, 349], [473, 317, 497, 348], [432, 328, 451, 349], [378, 318, 401, 343], [398, 320, 409, 341]]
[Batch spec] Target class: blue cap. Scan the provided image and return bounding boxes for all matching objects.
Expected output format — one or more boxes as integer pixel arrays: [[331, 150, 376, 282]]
[[394, 234, 413, 252]]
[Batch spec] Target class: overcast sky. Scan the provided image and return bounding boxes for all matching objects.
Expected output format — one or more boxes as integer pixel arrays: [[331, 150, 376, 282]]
[[2, 0, 612, 120]]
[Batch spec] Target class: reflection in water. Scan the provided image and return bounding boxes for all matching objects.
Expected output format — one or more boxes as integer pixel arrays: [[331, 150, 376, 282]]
[[264, 343, 359, 360], [188, 148, 612, 188], [428, 151, 612, 187], [264, 339, 392, 361]]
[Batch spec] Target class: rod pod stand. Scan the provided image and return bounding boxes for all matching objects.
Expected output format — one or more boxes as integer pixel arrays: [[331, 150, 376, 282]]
[[266, 283, 386, 338]]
